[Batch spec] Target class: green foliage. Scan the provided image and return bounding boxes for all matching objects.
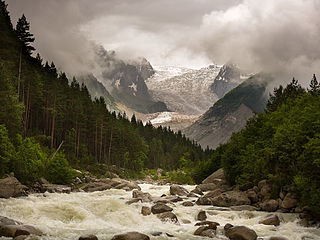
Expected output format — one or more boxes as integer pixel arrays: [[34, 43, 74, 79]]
[[13, 136, 46, 184], [46, 152, 73, 184], [0, 124, 15, 176], [15, 14, 35, 54]]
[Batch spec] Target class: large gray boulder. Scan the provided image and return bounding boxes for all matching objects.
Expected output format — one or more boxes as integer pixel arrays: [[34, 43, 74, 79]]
[[156, 212, 179, 224], [225, 226, 257, 240], [81, 182, 112, 192], [211, 191, 250, 207], [281, 193, 298, 209], [0, 225, 42, 238], [170, 185, 189, 196], [0, 176, 28, 198], [78, 234, 98, 240], [151, 203, 173, 214], [111, 232, 150, 240], [194, 226, 216, 238], [202, 168, 225, 184], [259, 214, 280, 226], [132, 190, 152, 202], [260, 199, 279, 212]]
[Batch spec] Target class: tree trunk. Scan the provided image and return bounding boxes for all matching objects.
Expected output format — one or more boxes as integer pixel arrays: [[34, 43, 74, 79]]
[[50, 94, 56, 149], [17, 48, 22, 100]]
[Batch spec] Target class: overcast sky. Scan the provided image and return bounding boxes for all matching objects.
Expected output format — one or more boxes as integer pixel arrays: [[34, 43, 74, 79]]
[[7, 0, 320, 84]]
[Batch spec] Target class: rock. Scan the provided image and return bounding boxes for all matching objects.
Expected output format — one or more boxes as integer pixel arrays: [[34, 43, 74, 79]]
[[0, 176, 28, 198], [260, 184, 272, 199], [157, 212, 179, 224], [14, 235, 40, 240], [191, 186, 203, 195], [258, 180, 268, 189], [281, 193, 298, 209], [41, 184, 71, 193], [187, 192, 198, 198], [194, 226, 216, 238], [225, 226, 257, 240], [74, 177, 82, 184], [197, 183, 219, 192], [239, 183, 254, 191], [151, 203, 173, 214], [111, 232, 150, 240], [81, 182, 112, 192], [182, 201, 194, 207], [126, 199, 141, 205], [79, 234, 98, 240], [259, 214, 280, 226], [195, 221, 220, 229], [252, 186, 259, 193], [132, 190, 152, 202], [141, 206, 151, 216], [181, 219, 191, 224], [197, 211, 207, 221], [261, 199, 279, 212], [164, 196, 183, 203], [195, 197, 212, 205], [269, 237, 288, 240], [0, 225, 42, 238], [0, 216, 22, 226], [203, 189, 222, 199], [224, 223, 234, 231], [211, 191, 250, 207], [150, 232, 173, 237], [170, 185, 189, 196], [230, 205, 259, 211], [202, 168, 225, 183], [247, 190, 258, 203]]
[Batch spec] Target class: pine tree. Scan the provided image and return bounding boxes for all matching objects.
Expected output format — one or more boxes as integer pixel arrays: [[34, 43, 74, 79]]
[[15, 14, 35, 55], [309, 74, 319, 94]]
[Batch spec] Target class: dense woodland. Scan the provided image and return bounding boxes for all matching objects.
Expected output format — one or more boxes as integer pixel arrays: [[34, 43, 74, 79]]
[[0, 1, 212, 184]]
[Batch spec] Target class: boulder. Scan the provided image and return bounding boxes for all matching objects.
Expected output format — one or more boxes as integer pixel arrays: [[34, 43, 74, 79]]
[[197, 211, 207, 221], [269, 237, 288, 240], [41, 184, 71, 193], [78, 234, 98, 240], [187, 192, 198, 198], [182, 201, 194, 207], [203, 189, 222, 199], [0, 225, 42, 238], [195, 197, 212, 205], [225, 226, 257, 240], [247, 190, 258, 203], [211, 191, 250, 207], [14, 235, 40, 240], [181, 219, 191, 224], [0, 216, 22, 226], [141, 206, 151, 216], [194, 226, 216, 238], [126, 199, 141, 205], [164, 196, 183, 203], [191, 186, 203, 195], [169, 185, 189, 196], [230, 205, 259, 211], [202, 168, 225, 184], [157, 212, 179, 224], [281, 193, 298, 209], [132, 190, 152, 202], [261, 199, 279, 212], [259, 214, 280, 226], [195, 221, 220, 229], [81, 182, 112, 192], [260, 184, 272, 199], [197, 183, 219, 192], [0, 176, 28, 198], [111, 232, 150, 240], [258, 180, 268, 189], [151, 203, 173, 214]]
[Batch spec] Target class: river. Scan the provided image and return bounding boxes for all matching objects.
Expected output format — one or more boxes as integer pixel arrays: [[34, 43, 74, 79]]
[[0, 184, 319, 239]]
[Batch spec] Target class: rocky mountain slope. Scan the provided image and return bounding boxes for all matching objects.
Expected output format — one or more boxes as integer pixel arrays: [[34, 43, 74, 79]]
[[184, 74, 270, 149]]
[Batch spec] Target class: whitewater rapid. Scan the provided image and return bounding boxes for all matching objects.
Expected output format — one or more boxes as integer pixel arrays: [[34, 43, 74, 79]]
[[0, 184, 319, 239]]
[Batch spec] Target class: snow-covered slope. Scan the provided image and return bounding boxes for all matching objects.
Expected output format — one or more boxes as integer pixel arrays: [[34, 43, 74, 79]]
[[146, 65, 221, 115]]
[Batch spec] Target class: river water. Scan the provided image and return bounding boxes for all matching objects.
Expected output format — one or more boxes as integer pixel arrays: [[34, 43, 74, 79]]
[[0, 184, 319, 239]]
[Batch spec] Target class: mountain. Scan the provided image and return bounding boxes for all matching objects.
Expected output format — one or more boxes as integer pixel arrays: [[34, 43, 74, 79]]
[[210, 63, 246, 98], [146, 65, 221, 115], [184, 74, 270, 149], [93, 46, 168, 114]]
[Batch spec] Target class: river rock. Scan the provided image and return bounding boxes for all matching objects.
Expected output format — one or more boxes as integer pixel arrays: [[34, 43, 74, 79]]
[[269, 237, 288, 240], [141, 206, 151, 216], [0, 176, 28, 198], [170, 185, 189, 196], [260, 184, 272, 200], [151, 203, 173, 214], [187, 192, 198, 198], [259, 214, 280, 226], [203, 189, 222, 199], [196, 196, 212, 205], [78, 234, 98, 240], [182, 201, 194, 207], [202, 168, 225, 184], [281, 193, 298, 209], [81, 182, 112, 192], [14, 235, 40, 240], [197, 211, 207, 221], [111, 232, 150, 240], [261, 199, 279, 212], [181, 219, 191, 224], [0, 216, 22, 226], [191, 186, 203, 195], [225, 226, 257, 240], [132, 190, 152, 202], [195, 221, 220, 229], [194, 226, 216, 238], [41, 184, 71, 193], [0, 225, 42, 238], [157, 212, 179, 224], [197, 183, 219, 192], [164, 195, 183, 203], [211, 191, 251, 207], [247, 190, 258, 203]]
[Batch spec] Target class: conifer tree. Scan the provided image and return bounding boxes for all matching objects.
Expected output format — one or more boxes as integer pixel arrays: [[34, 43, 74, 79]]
[[310, 74, 319, 94], [15, 14, 35, 55]]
